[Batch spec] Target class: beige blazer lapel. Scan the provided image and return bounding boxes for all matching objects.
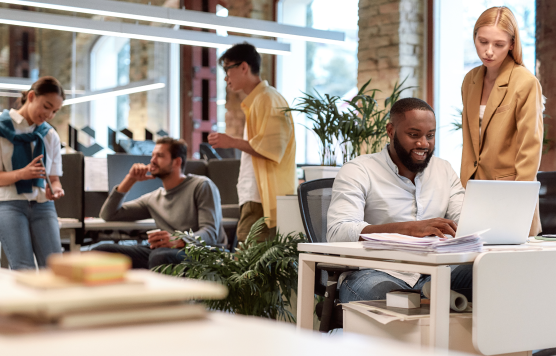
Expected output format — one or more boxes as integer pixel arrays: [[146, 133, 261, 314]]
[[468, 67, 484, 158], [480, 56, 514, 147]]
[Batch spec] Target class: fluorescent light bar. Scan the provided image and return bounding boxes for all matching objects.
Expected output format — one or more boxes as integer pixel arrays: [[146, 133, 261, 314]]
[[0, 76, 34, 90], [0, 91, 21, 97], [0, 77, 86, 94], [0, 8, 290, 55], [0, 0, 344, 44], [64, 82, 165, 106]]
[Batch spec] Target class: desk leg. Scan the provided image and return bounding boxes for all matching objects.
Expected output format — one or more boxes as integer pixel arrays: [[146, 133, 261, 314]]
[[429, 265, 451, 350], [69, 229, 81, 253], [0, 245, 8, 268], [297, 253, 315, 331]]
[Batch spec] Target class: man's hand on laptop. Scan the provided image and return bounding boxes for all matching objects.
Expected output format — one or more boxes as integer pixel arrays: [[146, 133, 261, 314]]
[[406, 218, 457, 238], [148, 230, 185, 249]]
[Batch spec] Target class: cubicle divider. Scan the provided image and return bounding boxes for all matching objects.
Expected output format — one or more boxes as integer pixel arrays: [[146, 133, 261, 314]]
[[55, 153, 85, 250]]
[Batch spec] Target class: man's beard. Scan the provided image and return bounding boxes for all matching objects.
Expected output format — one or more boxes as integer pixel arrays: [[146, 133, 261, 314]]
[[393, 133, 433, 174], [151, 165, 172, 179]]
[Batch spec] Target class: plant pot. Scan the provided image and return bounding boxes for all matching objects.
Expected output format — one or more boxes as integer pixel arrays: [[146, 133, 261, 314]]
[[302, 166, 341, 182]]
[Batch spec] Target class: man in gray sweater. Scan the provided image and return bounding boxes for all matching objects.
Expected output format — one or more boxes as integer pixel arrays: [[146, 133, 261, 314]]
[[93, 137, 226, 269]]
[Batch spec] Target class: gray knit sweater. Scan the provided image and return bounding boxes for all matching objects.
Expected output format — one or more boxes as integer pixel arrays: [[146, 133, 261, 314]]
[[100, 174, 226, 246]]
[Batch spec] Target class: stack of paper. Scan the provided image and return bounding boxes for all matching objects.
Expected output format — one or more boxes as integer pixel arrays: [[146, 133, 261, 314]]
[[360, 231, 484, 254]]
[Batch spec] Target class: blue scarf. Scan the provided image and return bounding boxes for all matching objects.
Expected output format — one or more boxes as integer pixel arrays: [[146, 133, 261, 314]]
[[0, 110, 52, 194]]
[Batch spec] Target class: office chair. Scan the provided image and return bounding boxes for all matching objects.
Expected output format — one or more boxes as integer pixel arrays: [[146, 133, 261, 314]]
[[297, 178, 355, 332]]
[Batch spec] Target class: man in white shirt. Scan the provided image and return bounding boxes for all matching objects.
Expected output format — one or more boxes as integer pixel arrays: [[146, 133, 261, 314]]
[[327, 97, 472, 302]]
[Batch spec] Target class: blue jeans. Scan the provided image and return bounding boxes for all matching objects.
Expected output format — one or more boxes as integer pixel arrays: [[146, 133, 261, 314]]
[[0, 200, 62, 270], [93, 244, 186, 270], [339, 265, 473, 303]]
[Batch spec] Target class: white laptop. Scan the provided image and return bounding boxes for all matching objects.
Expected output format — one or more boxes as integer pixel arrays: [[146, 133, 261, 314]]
[[455, 180, 540, 244]]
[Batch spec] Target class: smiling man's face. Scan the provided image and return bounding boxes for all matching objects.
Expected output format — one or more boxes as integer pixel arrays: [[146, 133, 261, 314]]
[[389, 109, 436, 174]]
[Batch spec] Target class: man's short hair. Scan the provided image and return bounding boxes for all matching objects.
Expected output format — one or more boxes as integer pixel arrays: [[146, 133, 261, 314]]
[[156, 137, 188, 173], [218, 42, 261, 75], [390, 98, 435, 124]]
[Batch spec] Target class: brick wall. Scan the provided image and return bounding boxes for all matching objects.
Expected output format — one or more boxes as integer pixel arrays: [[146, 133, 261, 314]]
[[358, 0, 424, 102], [537, 0, 556, 171]]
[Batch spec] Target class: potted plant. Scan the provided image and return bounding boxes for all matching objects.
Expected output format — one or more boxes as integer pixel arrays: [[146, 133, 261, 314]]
[[285, 78, 411, 181], [154, 218, 307, 322]]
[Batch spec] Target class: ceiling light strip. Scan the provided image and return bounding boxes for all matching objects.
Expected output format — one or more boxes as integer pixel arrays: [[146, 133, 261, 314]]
[[64, 83, 166, 106], [0, 8, 290, 55], [0, 0, 344, 44]]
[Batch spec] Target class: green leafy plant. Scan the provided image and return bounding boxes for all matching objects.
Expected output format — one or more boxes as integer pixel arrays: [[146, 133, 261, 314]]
[[283, 91, 342, 166], [154, 218, 308, 322], [284, 78, 412, 165], [341, 78, 412, 162]]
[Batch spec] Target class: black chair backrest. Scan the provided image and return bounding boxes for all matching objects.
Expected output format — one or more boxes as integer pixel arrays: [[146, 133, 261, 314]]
[[297, 178, 335, 243], [55, 153, 84, 221], [207, 158, 240, 205], [185, 159, 208, 176], [538, 171, 556, 234]]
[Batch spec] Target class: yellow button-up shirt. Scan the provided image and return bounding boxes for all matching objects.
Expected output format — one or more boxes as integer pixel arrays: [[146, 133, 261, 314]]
[[241, 80, 297, 228]]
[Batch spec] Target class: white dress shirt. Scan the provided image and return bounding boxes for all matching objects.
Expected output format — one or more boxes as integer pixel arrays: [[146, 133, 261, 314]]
[[237, 125, 261, 206], [0, 109, 63, 202], [327, 145, 465, 286]]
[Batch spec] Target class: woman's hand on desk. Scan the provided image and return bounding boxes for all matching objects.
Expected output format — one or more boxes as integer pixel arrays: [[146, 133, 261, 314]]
[[148, 231, 185, 249]]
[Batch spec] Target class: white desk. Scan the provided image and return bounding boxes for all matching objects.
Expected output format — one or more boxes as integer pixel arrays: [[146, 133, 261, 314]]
[[297, 241, 556, 354], [0, 309, 474, 356], [84, 218, 157, 231], [59, 219, 157, 253]]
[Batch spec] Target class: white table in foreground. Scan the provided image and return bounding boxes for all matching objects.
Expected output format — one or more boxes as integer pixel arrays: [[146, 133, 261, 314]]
[[297, 241, 556, 354], [0, 310, 474, 356]]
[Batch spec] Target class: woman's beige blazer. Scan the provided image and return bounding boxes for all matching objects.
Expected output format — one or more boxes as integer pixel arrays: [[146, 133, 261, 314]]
[[460, 56, 544, 236]]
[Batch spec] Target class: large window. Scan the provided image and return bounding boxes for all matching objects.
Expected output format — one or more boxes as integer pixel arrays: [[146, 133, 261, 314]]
[[277, 0, 359, 165], [0, 10, 180, 155], [434, 0, 536, 175]]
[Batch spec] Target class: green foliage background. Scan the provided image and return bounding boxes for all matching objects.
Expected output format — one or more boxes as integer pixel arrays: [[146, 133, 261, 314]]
[[284, 78, 412, 165], [154, 218, 307, 322]]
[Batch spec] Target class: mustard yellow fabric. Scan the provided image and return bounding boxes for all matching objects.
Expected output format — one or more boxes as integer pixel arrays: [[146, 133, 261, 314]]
[[241, 80, 297, 228], [461, 56, 544, 236]]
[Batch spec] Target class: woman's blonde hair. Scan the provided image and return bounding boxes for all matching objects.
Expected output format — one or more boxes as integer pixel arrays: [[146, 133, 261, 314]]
[[473, 6, 523, 66]]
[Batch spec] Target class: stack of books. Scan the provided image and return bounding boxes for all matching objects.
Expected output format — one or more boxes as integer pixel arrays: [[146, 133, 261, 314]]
[[0, 252, 228, 331], [360, 231, 483, 254]]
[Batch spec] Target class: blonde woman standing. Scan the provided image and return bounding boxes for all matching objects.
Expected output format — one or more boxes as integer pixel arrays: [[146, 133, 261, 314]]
[[461, 6, 543, 236]]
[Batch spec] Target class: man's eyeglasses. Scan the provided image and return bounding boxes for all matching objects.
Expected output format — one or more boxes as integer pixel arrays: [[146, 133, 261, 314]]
[[223, 63, 241, 75]]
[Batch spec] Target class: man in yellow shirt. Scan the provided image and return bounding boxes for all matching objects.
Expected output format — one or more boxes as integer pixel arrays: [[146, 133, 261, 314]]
[[208, 42, 296, 242]]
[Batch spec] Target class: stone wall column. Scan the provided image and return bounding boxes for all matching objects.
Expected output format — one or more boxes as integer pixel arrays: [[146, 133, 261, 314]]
[[537, 0, 556, 171], [358, 0, 424, 103]]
